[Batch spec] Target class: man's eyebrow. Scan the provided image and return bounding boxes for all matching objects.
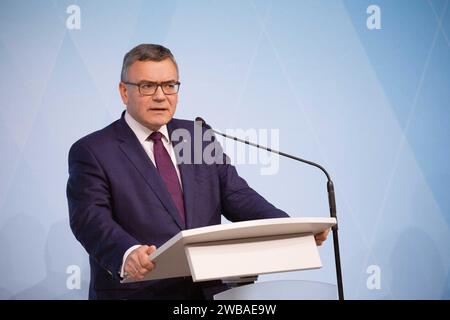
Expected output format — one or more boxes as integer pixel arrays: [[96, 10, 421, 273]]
[[136, 79, 155, 84], [137, 79, 178, 83]]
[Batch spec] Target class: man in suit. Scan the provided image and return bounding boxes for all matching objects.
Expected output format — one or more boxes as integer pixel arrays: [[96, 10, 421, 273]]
[[67, 44, 329, 300]]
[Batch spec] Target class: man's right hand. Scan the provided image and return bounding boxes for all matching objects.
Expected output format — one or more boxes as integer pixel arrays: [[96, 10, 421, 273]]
[[123, 245, 156, 281]]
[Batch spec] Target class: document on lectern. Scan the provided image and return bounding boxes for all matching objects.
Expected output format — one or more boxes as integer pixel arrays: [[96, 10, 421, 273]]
[[122, 217, 336, 283]]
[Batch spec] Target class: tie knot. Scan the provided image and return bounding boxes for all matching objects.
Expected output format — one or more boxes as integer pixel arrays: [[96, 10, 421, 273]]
[[149, 131, 163, 142]]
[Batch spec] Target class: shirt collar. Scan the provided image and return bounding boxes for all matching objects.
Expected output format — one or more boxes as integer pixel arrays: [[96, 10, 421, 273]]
[[124, 110, 170, 144]]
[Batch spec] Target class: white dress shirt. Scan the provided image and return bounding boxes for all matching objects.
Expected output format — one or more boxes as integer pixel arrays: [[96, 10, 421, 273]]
[[124, 111, 182, 185], [120, 111, 183, 278]]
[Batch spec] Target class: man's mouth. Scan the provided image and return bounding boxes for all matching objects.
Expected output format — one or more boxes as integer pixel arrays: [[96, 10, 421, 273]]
[[148, 108, 168, 112]]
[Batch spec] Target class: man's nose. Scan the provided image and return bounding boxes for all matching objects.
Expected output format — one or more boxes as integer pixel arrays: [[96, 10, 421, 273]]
[[152, 85, 166, 100]]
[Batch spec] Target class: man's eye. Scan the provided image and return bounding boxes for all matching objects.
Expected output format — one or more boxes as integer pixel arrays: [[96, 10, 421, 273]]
[[164, 82, 178, 88], [140, 83, 155, 89]]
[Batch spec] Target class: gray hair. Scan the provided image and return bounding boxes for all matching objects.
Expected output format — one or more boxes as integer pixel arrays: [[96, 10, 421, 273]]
[[120, 44, 178, 82]]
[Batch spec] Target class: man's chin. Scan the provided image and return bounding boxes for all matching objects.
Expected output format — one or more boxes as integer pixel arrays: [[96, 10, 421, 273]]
[[145, 117, 172, 130]]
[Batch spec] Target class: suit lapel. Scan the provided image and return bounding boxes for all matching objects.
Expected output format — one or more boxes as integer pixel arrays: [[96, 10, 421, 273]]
[[115, 115, 185, 230]]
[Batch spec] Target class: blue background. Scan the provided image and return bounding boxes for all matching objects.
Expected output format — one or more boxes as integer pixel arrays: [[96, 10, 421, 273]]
[[0, 0, 449, 299]]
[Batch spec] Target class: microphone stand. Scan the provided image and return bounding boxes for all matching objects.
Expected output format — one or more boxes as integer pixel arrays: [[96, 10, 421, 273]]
[[196, 118, 344, 300]]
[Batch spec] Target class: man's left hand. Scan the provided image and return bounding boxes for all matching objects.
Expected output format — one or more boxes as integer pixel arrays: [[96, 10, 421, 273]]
[[315, 228, 330, 246]]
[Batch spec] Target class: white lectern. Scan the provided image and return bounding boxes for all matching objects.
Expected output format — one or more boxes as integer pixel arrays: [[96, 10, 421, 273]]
[[122, 217, 335, 284], [214, 280, 338, 300]]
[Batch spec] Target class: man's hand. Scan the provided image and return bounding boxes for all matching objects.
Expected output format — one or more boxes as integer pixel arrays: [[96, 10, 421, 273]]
[[123, 245, 157, 280], [315, 228, 330, 246]]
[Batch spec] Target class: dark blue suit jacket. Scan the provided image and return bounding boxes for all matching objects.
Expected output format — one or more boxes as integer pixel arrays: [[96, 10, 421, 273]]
[[67, 112, 288, 299]]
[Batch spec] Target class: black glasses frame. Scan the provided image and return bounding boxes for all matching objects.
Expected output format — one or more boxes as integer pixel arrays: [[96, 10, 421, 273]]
[[122, 81, 181, 95]]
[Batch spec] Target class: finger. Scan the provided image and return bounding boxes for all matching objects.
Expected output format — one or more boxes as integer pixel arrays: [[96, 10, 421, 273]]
[[126, 256, 141, 272], [137, 251, 154, 271], [316, 230, 329, 240], [126, 254, 144, 277], [138, 246, 154, 267], [137, 267, 151, 277], [315, 234, 326, 241], [128, 254, 141, 269], [130, 268, 142, 280], [124, 263, 139, 279], [138, 245, 149, 255], [146, 245, 157, 254]]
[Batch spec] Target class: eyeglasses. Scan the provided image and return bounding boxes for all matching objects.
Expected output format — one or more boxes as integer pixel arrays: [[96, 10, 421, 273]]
[[122, 81, 181, 95]]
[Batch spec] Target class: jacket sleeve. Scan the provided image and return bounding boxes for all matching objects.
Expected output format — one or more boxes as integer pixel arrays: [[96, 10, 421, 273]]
[[213, 140, 290, 221], [66, 141, 140, 279]]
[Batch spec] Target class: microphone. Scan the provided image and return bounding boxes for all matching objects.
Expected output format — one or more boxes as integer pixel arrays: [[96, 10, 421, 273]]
[[195, 116, 344, 300]]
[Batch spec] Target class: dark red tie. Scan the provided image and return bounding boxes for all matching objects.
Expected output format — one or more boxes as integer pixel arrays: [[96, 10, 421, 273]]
[[149, 132, 185, 221]]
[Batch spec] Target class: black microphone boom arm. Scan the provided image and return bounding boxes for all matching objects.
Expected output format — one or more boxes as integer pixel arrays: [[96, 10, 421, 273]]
[[195, 116, 344, 300]]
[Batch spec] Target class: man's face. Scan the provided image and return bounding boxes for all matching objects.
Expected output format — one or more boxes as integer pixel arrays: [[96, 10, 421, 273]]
[[119, 59, 179, 131]]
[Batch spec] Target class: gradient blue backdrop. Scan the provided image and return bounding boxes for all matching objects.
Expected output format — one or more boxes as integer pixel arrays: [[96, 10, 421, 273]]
[[0, 0, 449, 299]]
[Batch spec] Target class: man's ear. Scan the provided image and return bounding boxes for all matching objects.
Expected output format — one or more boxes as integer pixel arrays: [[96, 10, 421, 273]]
[[119, 82, 128, 105]]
